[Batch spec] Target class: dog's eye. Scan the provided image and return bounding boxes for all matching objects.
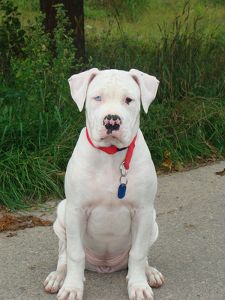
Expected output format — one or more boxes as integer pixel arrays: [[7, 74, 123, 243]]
[[93, 96, 101, 101], [125, 97, 133, 104]]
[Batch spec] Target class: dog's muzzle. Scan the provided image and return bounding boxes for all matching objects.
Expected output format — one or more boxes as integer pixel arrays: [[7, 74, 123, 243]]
[[103, 114, 122, 134]]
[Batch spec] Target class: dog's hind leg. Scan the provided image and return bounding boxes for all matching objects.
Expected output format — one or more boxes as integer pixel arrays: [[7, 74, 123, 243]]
[[44, 200, 67, 294]]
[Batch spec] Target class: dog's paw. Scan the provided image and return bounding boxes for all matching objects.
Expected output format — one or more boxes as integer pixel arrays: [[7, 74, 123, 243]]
[[44, 271, 65, 294], [146, 266, 164, 288], [57, 284, 83, 300], [128, 282, 154, 300]]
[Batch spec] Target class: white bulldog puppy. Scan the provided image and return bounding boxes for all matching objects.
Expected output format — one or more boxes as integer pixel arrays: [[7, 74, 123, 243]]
[[44, 68, 164, 300]]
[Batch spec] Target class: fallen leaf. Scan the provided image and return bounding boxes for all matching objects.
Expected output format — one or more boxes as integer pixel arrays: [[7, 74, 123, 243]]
[[174, 161, 184, 172], [6, 232, 18, 237], [162, 158, 173, 171], [164, 150, 171, 159], [215, 168, 225, 176], [184, 223, 196, 230], [161, 150, 173, 171], [55, 171, 66, 176], [0, 214, 52, 232]]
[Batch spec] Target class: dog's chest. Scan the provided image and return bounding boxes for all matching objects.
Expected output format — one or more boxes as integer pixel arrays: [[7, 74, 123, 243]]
[[81, 154, 128, 199], [79, 155, 138, 247], [86, 204, 131, 238]]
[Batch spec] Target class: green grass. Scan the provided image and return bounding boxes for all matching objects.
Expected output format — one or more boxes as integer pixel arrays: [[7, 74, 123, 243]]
[[85, 0, 225, 40], [0, 0, 224, 209], [142, 97, 225, 164]]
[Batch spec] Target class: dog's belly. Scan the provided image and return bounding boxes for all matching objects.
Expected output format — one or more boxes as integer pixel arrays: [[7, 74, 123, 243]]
[[84, 205, 132, 272]]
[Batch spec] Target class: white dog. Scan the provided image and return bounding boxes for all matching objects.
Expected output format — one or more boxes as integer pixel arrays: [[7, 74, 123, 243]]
[[44, 68, 164, 300]]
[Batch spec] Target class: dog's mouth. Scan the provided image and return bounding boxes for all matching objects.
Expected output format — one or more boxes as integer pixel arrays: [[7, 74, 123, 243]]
[[100, 134, 122, 144], [92, 131, 124, 148], [88, 125, 128, 148], [101, 135, 119, 141]]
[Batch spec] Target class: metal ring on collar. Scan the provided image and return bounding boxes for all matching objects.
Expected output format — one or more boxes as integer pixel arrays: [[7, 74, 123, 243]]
[[120, 162, 128, 176], [120, 175, 128, 185]]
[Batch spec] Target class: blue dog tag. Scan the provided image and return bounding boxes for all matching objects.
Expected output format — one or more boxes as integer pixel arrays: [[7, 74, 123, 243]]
[[118, 183, 126, 199]]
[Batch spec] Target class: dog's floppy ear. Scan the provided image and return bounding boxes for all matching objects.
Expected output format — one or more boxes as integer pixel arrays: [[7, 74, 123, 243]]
[[129, 69, 159, 113], [68, 68, 99, 112]]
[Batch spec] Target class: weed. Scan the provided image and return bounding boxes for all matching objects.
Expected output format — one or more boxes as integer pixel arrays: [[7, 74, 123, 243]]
[[0, 0, 25, 78], [0, 4, 80, 208], [0, 1, 224, 209], [87, 1, 225, 101]]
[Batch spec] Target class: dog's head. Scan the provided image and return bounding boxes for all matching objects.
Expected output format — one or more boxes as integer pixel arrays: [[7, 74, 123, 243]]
[[68, 69, 159, 148]]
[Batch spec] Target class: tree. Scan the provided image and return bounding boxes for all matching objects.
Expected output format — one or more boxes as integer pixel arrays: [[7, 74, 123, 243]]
[[40, 0, 85, 59]]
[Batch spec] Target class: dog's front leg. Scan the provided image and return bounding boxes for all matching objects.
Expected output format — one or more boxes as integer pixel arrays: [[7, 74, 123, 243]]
[[127, 207, 158, 300], [57, 202, 86, 300]]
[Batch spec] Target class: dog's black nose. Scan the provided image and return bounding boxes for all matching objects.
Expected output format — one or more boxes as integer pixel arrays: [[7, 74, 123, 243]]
[[103, 114, 121, 134]]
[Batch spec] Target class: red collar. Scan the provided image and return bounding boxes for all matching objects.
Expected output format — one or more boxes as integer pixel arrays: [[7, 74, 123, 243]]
[[86, 128, 137, 170]]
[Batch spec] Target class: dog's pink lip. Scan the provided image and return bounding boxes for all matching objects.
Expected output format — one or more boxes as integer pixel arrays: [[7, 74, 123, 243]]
[[100, 136, 117, 140], [100, 133, 122, 142], [92, 133, 117, 142], [97, 134, 125, 148]]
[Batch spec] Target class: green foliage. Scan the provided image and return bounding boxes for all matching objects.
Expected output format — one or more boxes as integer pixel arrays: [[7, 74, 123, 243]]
[[15, 0, 39, 11], [12, 5, 77, 111], [112, 0, 150, 20], [0, 1, 224, 209], [155, 3, 225, 101], [0, 149, 63, 209], [0, 0, 25, 78], [84, 3, 107, 19], [51, 4, 78, 105], [87, 1, 225, 101], [0, 4, 81, 208], [85, 0, 150, 21], [201, 0, 225, 5], [141, 98, 225, 165], [12, 14, 51, 108]]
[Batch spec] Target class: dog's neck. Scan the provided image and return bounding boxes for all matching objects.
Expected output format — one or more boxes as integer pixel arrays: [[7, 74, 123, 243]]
[[86, 128, 127, 154], [85, 128, 137, 170]]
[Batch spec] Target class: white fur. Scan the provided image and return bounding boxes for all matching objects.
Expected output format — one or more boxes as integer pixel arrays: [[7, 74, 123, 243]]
[[44, 69, 164, 300]]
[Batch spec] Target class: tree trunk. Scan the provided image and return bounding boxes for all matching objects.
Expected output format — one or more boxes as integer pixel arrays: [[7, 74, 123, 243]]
[[40, 0, 85, 59]]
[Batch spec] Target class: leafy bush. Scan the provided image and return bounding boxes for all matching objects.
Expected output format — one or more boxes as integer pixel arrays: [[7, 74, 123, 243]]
[[87, 1, 225, 101], [12, 5, 77, 111], [154, 3, 225, 101], [0, 1, 224, 209], [0, 0, 25, 78], [0, 4, 82, 208]]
